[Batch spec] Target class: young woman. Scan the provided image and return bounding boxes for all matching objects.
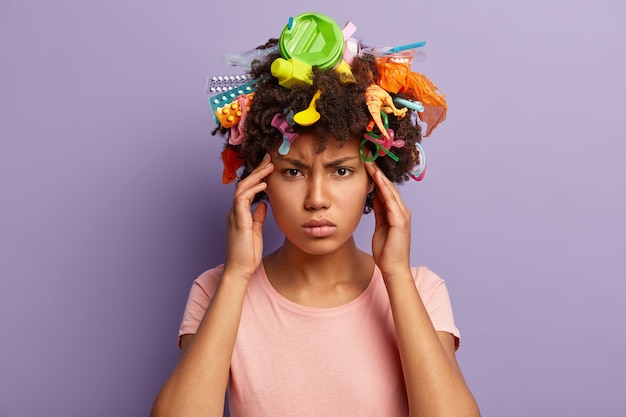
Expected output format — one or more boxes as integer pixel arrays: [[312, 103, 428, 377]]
[[151, 12, 480, 417]]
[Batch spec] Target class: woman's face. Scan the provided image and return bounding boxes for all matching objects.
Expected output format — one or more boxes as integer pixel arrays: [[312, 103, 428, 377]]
[[265, 132, 372, 256]]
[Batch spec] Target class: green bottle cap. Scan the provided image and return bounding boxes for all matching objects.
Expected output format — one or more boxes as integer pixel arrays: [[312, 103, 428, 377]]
[[278, 12, 344, 70]]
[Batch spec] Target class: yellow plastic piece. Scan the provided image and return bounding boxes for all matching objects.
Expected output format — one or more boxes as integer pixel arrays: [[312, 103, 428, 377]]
[[270, 57, 313, 89], [293, 90, 322, 126], [334, 59, 355, 83]]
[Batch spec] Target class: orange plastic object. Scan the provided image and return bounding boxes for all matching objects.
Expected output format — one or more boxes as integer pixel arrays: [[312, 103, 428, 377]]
[[215, 93, 254, 129], [365, 84, 407, 140], [221, 147, 245, 184], [375, 58, 447, 137]]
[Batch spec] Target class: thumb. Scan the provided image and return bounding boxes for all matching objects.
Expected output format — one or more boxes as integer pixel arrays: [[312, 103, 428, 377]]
[[251, 201, 268, 233]]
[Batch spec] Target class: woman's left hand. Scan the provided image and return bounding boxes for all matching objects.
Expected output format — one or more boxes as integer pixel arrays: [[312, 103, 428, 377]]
[[364, 161, 412, 280]]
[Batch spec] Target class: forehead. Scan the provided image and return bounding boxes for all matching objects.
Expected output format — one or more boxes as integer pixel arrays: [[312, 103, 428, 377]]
[[278, 132, 360, 160]]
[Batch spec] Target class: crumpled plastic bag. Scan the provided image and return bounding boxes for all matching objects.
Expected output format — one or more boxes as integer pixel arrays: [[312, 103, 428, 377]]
[[376, 57, 447, 137], [221, 147, 245, 184]]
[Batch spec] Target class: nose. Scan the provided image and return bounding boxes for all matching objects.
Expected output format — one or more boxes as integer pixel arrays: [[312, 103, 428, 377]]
[[304, 175, 330, 210]]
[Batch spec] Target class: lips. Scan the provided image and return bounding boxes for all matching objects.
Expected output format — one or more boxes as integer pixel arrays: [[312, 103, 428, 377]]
[[301, 219, 337, 238]]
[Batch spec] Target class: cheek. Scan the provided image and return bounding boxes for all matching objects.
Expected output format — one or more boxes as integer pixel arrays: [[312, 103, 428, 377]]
[[336, 180, 370, 208]]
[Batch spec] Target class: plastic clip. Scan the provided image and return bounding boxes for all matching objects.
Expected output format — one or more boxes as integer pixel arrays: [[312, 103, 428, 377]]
[[271, 113, 298, 155], [409, 142, 427, 181]]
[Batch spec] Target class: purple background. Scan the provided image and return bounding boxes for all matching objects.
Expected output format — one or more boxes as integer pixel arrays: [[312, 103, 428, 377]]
[[1, 1, 625, 416]]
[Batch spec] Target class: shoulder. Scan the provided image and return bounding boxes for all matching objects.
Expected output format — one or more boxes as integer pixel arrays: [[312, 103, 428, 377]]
[[177, 264, 226, 347], [410, 266, 446, 293], [190, 263, 266, 298], [190, 264, 225, 298]]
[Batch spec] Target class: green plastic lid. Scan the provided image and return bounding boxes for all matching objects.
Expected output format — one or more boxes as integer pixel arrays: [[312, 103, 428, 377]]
[[278, 12, 344, 70]]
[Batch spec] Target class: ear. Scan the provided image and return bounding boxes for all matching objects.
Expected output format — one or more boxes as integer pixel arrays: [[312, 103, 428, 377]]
[[367, 178, 375, 194]]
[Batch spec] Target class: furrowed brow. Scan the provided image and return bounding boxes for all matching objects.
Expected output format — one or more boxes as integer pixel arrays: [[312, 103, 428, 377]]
[[324, 156, 358, 168], [275, 155, 358, 169], [276, 156, 310, 168]]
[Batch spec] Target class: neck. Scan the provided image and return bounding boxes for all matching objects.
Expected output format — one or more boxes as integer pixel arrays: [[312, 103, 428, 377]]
[[263, 238, 375, 308], [268, 237, 369, 283]]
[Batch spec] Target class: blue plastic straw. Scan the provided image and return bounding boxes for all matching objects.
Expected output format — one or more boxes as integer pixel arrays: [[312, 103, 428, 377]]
[[386, 41, 426, 53]]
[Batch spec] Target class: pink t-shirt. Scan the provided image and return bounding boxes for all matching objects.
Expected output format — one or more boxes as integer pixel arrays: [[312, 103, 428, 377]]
[[179, 264, 460, 417]]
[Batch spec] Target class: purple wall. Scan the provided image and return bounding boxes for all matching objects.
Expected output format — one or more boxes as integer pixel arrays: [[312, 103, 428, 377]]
[[1, 1, 625, 416]]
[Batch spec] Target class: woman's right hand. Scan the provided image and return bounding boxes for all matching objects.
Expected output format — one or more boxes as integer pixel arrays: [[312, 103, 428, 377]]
[[223, 153, 274, 282]]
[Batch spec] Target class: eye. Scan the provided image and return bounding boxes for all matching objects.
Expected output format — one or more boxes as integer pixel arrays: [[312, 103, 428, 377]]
[[283, 168, 302, 177], [334, 167, 353, 177]]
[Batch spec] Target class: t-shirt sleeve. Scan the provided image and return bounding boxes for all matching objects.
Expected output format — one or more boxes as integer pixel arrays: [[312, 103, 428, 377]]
[[412, 266, 461, 349], [177, 265, 224, 348]]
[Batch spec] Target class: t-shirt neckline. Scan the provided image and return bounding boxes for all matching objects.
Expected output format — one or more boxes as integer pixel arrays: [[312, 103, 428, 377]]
[[258, 261, 381, 315]]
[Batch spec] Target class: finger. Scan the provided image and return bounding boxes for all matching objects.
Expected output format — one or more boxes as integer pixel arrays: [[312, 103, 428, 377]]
[[231, 162, 270, 227], [234, 154, 273, 192], [364, 160, 396, 196], [365, 163, 411, 230], [232, 182, 268, 227], [365, 161, 403, 210], [371, 190, 388, 231], [235, 179, 268, 202], [234, 156, 274, 200], [247, 153, 273, 180]]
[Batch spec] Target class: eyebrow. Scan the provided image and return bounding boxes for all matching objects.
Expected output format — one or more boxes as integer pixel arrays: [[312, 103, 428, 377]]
[[276, 155, 359, 169]]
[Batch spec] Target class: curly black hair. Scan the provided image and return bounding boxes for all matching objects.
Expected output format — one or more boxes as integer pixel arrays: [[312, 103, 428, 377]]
[[214, 38, 423, 213]]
